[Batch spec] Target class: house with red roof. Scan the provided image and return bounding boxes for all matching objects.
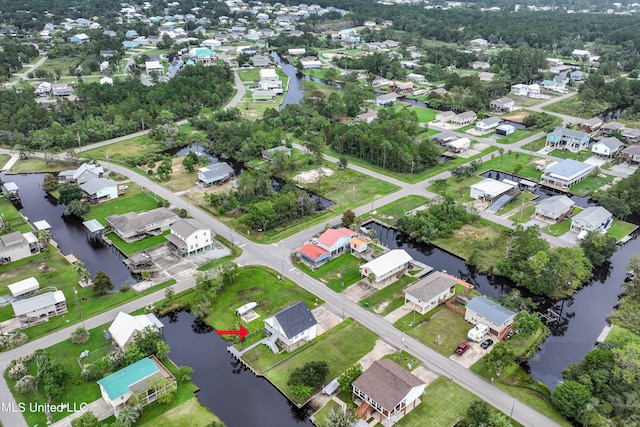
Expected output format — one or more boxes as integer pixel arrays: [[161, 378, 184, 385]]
[[298, 227, 356, 266]]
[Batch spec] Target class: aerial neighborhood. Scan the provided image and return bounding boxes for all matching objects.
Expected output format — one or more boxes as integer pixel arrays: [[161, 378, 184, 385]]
[[1, 0, 640, 426]]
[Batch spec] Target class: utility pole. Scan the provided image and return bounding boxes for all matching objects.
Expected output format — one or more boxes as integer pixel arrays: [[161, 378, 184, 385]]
[[74, 288, 85, 329]]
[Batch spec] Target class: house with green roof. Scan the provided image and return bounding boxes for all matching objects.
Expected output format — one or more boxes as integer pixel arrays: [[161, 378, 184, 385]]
[[97, 355, 175, 414]]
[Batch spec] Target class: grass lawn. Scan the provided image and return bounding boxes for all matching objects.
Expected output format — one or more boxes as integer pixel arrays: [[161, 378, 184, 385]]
[[480, 152, 544, 181], [203, 266, 321, 336], [0, 197, 32, 233], [313, 400, 341, 425], [374, 195, 430, 225], [236, 68, 260, 82], [508, 200, 538, 224], [383, 351, 421, 372], [549, 149, 591, 162], [543, 208, 582, 237], [406, 106, 436, 123], [496, 129, 538, 144], [394, 306, 469, 356], [362, 276, 416, 316], [497, 191, 537, 216], [0, 154, 9, 166], [82, 135, 164, 162], [38, 56, 80, 76], [609, 220, 638, 241], [542, 96, 610, 120], [159, 157, 199, 192], [87, 187, 161, 225], [429, 175, 483, 202], [298, 254, 363, 291], [522, 136, 547, 152], [138, 396, 221, 427], [8, 158, 78, 174], [105, 230, 170, 256], [264, 319, 377, 404], [570, 173, 614, 196]]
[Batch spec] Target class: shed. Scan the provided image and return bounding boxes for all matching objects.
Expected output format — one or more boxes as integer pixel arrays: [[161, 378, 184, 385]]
[[8, 277, 40, 297], [33, 220, 51, 231]]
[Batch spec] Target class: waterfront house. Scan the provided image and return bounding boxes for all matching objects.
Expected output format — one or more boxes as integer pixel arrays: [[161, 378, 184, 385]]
[[350, 236, 371, 254], [359, 249, 413, 285], [489, 97, 515, 113], [353, 359, 426, 425], [540, 159, 595, 188], [251, 54, 271, 67], [252, 90, 277, 102], [314, 227, 357, 256], [451, 111, 477, 126], [571, 206, 613, 233], [404, 272, 458, 314], [434, 111, 455, 123], [591, 137, 623, 158], [600, 121, 625, 136], [1, 182, 19, 197], [496, 125, 515, 136], [475, 116, 502, 132], [469, 178, 514, 202], [375, 93, 398, 107], [197, 162, 234, 187], [580, 117, 604, 134], [300, 57, 322, 69], [80, 178, 119, 204], [534, 195, 575, 223], [298, 243, 330, 265], [545, 127, 590, 152], [12, 290, 67, 327], [261, 146, 291, 161], [108, 312, 165, 351], [106, 207, 178, 242], [621, 128, 640, 143], [165, 218, 213, 257], [432, 131, 457, 145], [58, 163, 104, 184], [264, 302, 317, 352], [621, 145, 640, 163], [97, 356, 176, 415], [259, 68, 283, 93], [288, 48, 306, 56], [8, 277, 40, 298], [464, 296, 515, 339], [0, 232, 39, 264]]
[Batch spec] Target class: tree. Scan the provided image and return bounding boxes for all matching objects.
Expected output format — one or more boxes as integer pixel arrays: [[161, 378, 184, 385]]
[[552, 380, 592, 421], [70, 327, 90, 344], [338, 363, 362, 394], [71, 412, 100, 427], [580, 231, 617, 266], [182, 152, 198, 173], [116, 406, 140, 427], [42, 173, 57, 192], [64, 199, 90, 218], [15, 375, 36, 394], [58, 184, 84, 204], [483, 342, 515, 377], [36, 229, 52, 251], [341, 209, 356, 228], [321, 408, 355, 427], [156, 156, 173, 180], [512, 310, 543, 338], [164, 286, 175, 301], [178, 366, 193, 383], [288, 361, 330, 389], [291, 384, 313, 401], [337, 156, 348, 169], [465, 400, 492, 427], [93, 270, 114, 295]]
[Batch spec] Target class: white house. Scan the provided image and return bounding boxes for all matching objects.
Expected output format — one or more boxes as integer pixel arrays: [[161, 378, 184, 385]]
[[350, 236, 371, 254], [58, 163, 104, 184], [464, 296, 515, 339], [35, 82, 52, 96], [165, 218, 213, 257], [264, 302, 317, 352], [100, 76, 113, 85], [475, 116, 502, 132], [446, 138, 471, 153], [621, 145, 640, 163], [8, 277, 40, 298], [540, 159, 595, 188], [591, 137, 624, 158], [12, 290, 67, 327], [451, 111, 477, 126], [80, 178, 119, 203], [259, 68, 283, 93], [288, 48, 306, 55], [435, 111, 455, 122], [145, 60, 164, 75], [571, 206, 613, 233], [470, 178, 514, 201], [300, 58, 322, 69], [106, 207, 178, 242], [406, 73, 426, 83], [404, 272, 458, 314], [353, 359, 426, 426], [489, 97, 515, 113], [108, 312, 164, 351], [0, 232, 39, 264], [535, 195, 575, 223], [375, 93, 398, 107], [197, 162, 234, 187], [360, 249, 413, 285]]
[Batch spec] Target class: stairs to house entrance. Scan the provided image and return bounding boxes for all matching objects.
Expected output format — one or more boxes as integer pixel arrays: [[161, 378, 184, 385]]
[[356, 401, 371, 419]]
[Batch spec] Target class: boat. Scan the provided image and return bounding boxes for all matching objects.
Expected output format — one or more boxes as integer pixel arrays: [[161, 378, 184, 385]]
[[235, 302, 258, 316]]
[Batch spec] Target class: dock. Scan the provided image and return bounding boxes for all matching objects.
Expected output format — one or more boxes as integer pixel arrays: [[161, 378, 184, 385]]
[[596, 325, 612, 343]]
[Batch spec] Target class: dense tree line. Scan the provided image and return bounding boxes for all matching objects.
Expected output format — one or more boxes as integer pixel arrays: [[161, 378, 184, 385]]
[[332, 52, 407, 80], [593, 168, 640, 219], [0, 40, 39, 78], [397, 197, 478, 241]]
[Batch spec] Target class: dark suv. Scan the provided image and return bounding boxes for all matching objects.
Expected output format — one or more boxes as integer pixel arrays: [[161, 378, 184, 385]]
[[454, 342, 470, 356]]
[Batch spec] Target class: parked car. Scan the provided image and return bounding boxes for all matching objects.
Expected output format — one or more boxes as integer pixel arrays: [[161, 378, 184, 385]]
[[454, 342, 470, 356], [506, 329, 519, 339], [481, 339, 494, 349]]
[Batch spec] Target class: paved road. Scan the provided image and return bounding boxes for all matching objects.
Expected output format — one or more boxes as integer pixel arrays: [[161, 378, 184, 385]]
[[6, 56, 47, 88]]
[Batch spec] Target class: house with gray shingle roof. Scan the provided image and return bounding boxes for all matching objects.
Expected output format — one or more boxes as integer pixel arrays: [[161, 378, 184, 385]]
[[80, 178, 118, 203], [591, 136, 624, 158], [106, 207, 178, 242], [264, 302, 317, 352], [535, 195, 575, 223], [571, 206, 613, 233], [165, 218, 213, 257], [404, 272, 458, 314], [451, 111, 477, 126], [546, 127, 590, 152], [621, 145, 640, 163], [197, 162, 234, 187]]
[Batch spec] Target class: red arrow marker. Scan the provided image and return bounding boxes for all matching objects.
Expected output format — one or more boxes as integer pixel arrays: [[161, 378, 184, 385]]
[[216, 324, 249, 341]]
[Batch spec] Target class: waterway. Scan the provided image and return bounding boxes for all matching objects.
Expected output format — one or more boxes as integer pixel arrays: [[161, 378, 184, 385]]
[[1, 172, 136, 288], [365, 221, 637, 389], [162, 310, 312, 427]]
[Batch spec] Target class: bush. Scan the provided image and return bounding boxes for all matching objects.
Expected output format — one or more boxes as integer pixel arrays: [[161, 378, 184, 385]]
[[119, 284, 130, 293], [8, 361, 28, 380], [288, 361, 330, 389], [71, 411, 100, 427], [15, 375, 36, 394], [70, 327, 90, 344], [0, 331, 28, 351]]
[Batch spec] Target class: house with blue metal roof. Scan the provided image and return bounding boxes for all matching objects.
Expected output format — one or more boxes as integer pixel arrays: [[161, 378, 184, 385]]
[[464, 296, 515, 338], [541, 159, 595, 189], [97, 355, 175, 415]]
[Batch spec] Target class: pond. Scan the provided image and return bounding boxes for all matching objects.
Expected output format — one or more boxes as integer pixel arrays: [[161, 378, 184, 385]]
[[162, 310, 313, 427], [365, 221, 636, 389]]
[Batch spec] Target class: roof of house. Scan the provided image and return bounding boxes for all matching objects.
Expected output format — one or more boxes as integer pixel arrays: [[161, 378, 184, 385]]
[[543, 159, 594, 179], [572, 206, 612, 227], [466, 296, 515, 325], [262, 146, 291, 157], [12, 290, 66, 316], [97, 357, 160, 400], [2, 182, 19, 192], [478, 116, 502, 126], [536, 195, 575, 215], [352, 359, 424, 411], [437, 111, 456, 118], [360, 249, 413, 278], [404, 272, 458, 302], [269, 302, 317, 339], [622, 145, 640, 156], [317, 227, 356, 247], [198, 162, 234, 181], [432, 131, 457, 141], [8, 277, 40, 297], [171, 218, 208, 237], [108, 312, 164, 348], [471, 178, 514, 195], [622, 128, 640, 137], [595, 137, 624, 151], [602, 122, 625, 131], [80, 178, 117, 195], [299, 243, 329, 261], [351, 236, 371, 248], [377, 93, 398, 101], [581, 117, 603, 127], [550, 127, 589, 140], [0, 231, 25, 247], [491, 97, 514, 105], [455, 111, 477, 120], [106, 208, 177, 234], [447, 138, 471, 148]]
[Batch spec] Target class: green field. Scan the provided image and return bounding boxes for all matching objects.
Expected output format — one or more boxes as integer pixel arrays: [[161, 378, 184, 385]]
[[542, 96, 611, 120], [374, 195, 430, 224], [87, 187, 162, 225], [105, 230, 170, 256], [82, 135, 164, 161], [481, 152, 544, 181], [363, 276, 417, 315], [394, 306, 469, 356], [496, 129, 539, 144], [8, 158, 79, 174], [549, 148, 591, 162], [0, 197, 32, 233], [298, 254, 363, 291]]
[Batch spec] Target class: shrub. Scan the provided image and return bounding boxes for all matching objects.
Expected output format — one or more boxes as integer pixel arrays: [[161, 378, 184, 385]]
[[70, 327, 90, 344], [288, 361, 330, 389], [15, 375, 36, 394], [8, 361, 28, 380]]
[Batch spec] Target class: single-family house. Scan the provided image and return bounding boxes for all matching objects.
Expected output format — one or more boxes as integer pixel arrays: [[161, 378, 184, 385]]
[[353, 359, 426, 426], [80, 178, 119, 203], [479, 72, 495, 82], [394, 82, 413, 93], [601, 121, 625, 136], [259, 68, 283, 93], [165, 218, 213, 257], [510, 84, 529, 97], [0, 232, 39, 264], [251, 55, 271, 67], [375, 93, 398, 107], [404, 272, 458, 314], [571, 206, 613, 233], [435, 111, 455, 123], [572, 49, 592, 60], [571, 70, 586, 81], [470, 38, 488, 47], [381, 39, 399, 48], [350, 236, 371, 254], [431, 131, 457, 145], [545, 127, 590, 152], [356, 110, 378, 123], [300, 57, 322, 69], [252, 90, 277, 102], [125, 30, 139, 39], [471, 61, 490, 70], [465, 296, 515, 339], [35, 82, 52, 97], [189, 48, 216, 65], [68, 33, 90, 44], [547, 58, 564, 68], [360, 249, 413, 285], [288, 48, 306, 56], [406, 73, 426, 83], [313, 227, 356, 257], [489, 97, 515, 113], [197, 162, 234, 187], [145, 60, 164, 75], [8, 277, 40, 298], [580, 117, 604, 134], [58, 163, 104, 184], [52, 83, 73, 97], [621, 145, 640, 163], [264, 302, 317, 352], [475, 116, 502, 132], [496, 124, 515, 136], [592, 137, 623, 158], [621, 128, 640, 143], [201, 39, 222, 50], [451, 111, 477, 126], [535, 195, 575, 223], [108, 312, 164, 351], [540, 159, 595, 188], [298, 243, 330, 265], [261, 146, 291, 161], [132, 36, 148, 46], [106, 207, 178, 242], [97, 356, 176, 415], [446, 138, 471, 153], [470, 178, 515, 201], [540, 79, 567, 94], [12, 290, 67, 327]]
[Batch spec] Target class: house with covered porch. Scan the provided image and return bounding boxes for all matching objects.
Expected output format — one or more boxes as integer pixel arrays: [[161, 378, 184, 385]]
[[540, 159, 595, 189], [464, 296, 515, 340], [106, 207, 178, 242], [545, 127, 590, 152], [264, 302, 317, 352], [359, 249, 413, 285], [591, 137, 623, 158], [403, 272, 458, 314], [534, 195, 575, 223], [165, 218, 213, 257]]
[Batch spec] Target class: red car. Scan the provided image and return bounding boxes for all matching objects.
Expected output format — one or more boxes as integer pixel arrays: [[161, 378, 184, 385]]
[[454, 342, 470, 356]]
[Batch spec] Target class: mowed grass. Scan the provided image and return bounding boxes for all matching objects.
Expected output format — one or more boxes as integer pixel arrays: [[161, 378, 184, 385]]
[[236, 68, 261, 82], [8, 159, 79, 173], [374, 195, 430, 224], [496, 129, 538, 144], [362, 276, 416, 316], [105, 230, 170, 256], [0, 197, 32, 233], [570, 173, 614, 196], [608, 220, 637, 241], [82, 135, 165, 161], [87, 187, 161, 224], [313, 400, 341, 425], [549, 148, 591, 162], [264, 319, 377, 404], [137, 389, 220, 427], [298, 254, 363, 291], [543, 208, 582, 237], [428, 175, 483, 202], [203, 266, 320, 335], [405, 105, 436, 123], [480, 152, 544, 181]]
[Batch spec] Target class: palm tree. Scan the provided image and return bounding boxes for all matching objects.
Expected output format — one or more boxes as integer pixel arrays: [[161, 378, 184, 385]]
[[35, 229, 51, 251], [497, 147, 505, 169], [116, 406, 140, 427]]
